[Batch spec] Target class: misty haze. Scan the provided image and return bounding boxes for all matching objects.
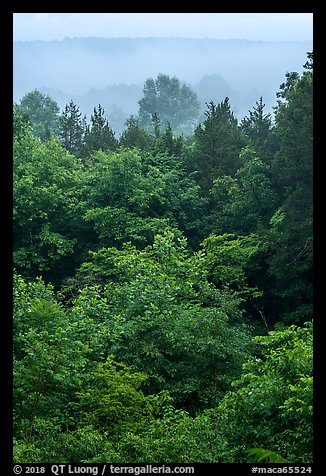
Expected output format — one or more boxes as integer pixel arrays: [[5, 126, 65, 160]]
[[13, 37, 312, 135]]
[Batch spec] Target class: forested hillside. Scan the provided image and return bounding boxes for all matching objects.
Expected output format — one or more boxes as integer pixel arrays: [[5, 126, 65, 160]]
[[13, 53, 313, 463]]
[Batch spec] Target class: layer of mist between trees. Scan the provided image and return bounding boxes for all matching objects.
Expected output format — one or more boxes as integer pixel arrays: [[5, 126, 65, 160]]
[[13, 37, 312, 135]]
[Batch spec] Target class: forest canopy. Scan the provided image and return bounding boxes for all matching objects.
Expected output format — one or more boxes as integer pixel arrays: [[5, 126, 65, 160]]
[[13, 53, 313, 464]]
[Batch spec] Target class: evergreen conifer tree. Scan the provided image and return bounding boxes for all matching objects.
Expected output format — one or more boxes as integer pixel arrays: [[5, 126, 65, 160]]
[[191, 98, 245, 193], [240, 97, 275, 161], [59, 100, 86, 157], [83, 104, 118, 156]]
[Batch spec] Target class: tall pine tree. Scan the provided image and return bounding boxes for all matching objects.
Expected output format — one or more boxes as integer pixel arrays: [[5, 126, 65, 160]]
[[59, 100, 86, 157], [83, 104, 118, 156], [190, 99, 245, 194], [240, 97, 276, 162], [119, 115, 152, 150]]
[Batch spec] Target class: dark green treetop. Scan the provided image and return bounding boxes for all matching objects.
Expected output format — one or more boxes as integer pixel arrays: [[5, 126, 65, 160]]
[[59, 100, 87, 157], [83, 104, 118, 156], [190, 98, 245, 193]]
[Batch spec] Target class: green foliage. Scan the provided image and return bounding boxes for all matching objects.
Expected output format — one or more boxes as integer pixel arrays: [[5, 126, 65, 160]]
[[150, 123, 184, 157], [77, 358, 154, 437], [200, 232, 263, 298], [265, 54, 313, 324], [63, 284, 121, 363], [58, 100, 87, 157], [80, 147, 206, 249], [247, 448, 288, 463], [138, 74, 200, 135], [13, 274, 90, 444], [261, 203, 313, 324], [13, 54, 313, 463], [77, 231, 253, 410], [216, 322, 313, 462], [83, 104, 118, 156], [109, 404, 223, 463], [15, 89, 60, 141], [13, 441, 42, 463], [13, 105, 33, 141], [18, 423, 117, 463], [119, 115, 152, 150], [240, 97, 276, 162], [210, 146, 277, 234], [190, 99, 245, 193], [13, 130, 85, 283]]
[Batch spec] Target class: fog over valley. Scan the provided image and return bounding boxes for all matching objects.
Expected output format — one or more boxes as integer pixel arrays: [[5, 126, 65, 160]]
[[14, 37, 312, 135]]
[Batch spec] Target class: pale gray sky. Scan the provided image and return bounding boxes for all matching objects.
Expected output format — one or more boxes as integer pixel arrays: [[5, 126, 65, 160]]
[[13, 13, 313, 42]]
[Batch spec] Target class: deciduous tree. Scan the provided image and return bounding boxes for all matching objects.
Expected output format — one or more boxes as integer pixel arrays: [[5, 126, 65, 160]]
[[16, 89, 60, 141], [138, 74, 200, 135], [216, 322, 313, 463]]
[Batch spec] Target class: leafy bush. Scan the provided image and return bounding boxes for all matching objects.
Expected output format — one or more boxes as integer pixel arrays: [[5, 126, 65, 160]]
[[216, 322, 313, 462]]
